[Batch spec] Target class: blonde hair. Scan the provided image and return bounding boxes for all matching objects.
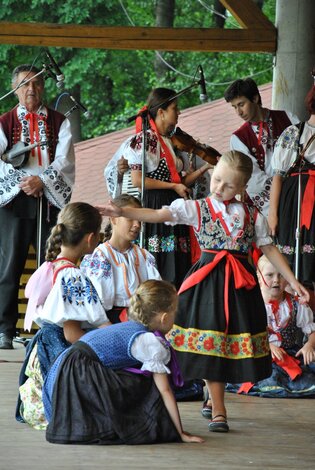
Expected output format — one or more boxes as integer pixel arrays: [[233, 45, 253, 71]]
[[219, 150, 253, 185], [128, 280, 177, 329], [103, 194, 141, 241], [45, 202, 102, 261]]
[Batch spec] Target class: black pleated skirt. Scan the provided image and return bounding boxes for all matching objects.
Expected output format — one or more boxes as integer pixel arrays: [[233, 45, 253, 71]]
[[143, 189, 191, 290], [277, 162, 315, 288], [45, 342, 181, 445], [169, 251, 272, 383]]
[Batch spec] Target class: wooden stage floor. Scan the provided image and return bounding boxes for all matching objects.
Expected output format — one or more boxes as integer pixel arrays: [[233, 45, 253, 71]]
[[1, 343, 314, 470]]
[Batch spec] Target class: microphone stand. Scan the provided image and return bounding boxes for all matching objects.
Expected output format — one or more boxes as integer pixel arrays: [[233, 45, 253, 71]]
[[126, 79, 202, 249]]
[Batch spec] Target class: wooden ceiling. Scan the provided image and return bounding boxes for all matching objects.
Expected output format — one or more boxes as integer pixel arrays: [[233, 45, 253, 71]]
[[0, 0, 276, 53]]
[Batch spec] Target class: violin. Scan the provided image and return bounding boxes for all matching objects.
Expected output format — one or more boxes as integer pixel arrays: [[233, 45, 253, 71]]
[[171, 127, 221, 166], [1, 140, 49, 168]]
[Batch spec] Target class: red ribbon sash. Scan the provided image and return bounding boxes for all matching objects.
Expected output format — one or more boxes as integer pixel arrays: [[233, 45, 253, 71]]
[[178, 250, 256, 333], [135, 105, 181, 184], [25, 112, 45, 166]]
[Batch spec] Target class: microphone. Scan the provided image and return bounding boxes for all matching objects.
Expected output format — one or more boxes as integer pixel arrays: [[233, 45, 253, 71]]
[[43, 63, 64, 89], [198, 65, 208, 104], [45, 49, 65, 85], [68, 94, 90, 118]]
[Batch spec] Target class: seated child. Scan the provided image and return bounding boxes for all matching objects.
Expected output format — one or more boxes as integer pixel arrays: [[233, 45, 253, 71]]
[[42, 280, 204, 445], [226, 255, 315, 397], [80, 194, 161, 324], [16, 202, 109, 429]]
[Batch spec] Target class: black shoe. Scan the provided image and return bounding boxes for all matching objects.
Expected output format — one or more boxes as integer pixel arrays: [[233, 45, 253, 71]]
[[0, 333, 13, 350], [201, 401, 213, 420]]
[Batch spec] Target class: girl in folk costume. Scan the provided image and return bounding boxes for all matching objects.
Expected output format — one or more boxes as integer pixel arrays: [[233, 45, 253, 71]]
[[43, 280, 204, 445], [17, 202, 109, 430], [98, 151, 309, 433], [124, 88, 211, 289], [268, 84, 315, 293], [81, 194, 161, 324], [226, 255, 315, 398]]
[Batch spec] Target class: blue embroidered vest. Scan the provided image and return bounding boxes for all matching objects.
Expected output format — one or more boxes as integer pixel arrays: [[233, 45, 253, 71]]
[[80, 320, 148, 369]]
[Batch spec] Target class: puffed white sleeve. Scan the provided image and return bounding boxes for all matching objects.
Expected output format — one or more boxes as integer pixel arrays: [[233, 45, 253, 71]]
[[253, 210, 273, 247], [80, 250, 115, 311], [271, 125, 300, 176], [131, 333, 171, 373], [296, 304, 315, 336], [35, 267, 108, 328], [142, 250, 162, 280], [164, 198, 199, 228]]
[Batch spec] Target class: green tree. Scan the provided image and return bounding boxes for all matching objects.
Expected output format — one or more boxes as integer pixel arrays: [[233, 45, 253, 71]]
[[0, 0, 276, 140]]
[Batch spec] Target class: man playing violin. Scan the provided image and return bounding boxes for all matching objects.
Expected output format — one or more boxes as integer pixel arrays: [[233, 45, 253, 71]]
[[224, 78, 299, 217], [0, 64, 75, 349]]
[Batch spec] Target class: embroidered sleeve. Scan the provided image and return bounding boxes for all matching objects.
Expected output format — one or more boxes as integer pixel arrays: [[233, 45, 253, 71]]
[[164, 198, 199, 228], [296, 303, 315, 336], [131, 333, 171, 373], [80, 249, 115, 311], [271, 125, 300, 174], [0, 124, 29, 206], [126, 130, 161, 173], [254, 210, 273, 247], [39, 119, 75, 209], [35, 267, 108, 327], [142, 249, 162, 280]]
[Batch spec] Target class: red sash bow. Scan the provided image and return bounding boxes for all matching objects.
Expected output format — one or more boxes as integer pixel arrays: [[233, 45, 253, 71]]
[[178, 249, 256, 333]]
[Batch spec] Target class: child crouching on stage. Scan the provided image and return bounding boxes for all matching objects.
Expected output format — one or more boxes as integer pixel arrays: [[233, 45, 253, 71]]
[[227, 255, 315, 397], [98, 150, 309, 433], [43, 280, 204, 445]]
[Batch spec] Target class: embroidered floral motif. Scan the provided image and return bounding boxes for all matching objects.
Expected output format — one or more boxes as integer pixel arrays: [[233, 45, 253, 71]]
[[278, 244, 315, 255], [42, 167, 72, 203], [147, 234, 190, 253], [169, 325, 270, 359], [81, 255, 112, 278], [195, 199, 255, 253], [61, 275, 99, 305]]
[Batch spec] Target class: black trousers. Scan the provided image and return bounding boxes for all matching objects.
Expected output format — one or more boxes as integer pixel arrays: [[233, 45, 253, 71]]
[[0, 193, 59, 337]]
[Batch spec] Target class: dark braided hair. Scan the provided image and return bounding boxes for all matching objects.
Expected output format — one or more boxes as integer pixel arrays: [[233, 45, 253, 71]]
[[45, 202, 102, 261], [103, 194, 141, 241]]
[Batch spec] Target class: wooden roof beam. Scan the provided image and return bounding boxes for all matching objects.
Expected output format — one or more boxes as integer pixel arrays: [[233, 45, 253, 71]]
[[0, 22, 276, 53]]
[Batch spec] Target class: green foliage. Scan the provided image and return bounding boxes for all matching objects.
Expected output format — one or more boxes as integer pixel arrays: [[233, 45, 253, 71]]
[[0, 0, 276, 140]]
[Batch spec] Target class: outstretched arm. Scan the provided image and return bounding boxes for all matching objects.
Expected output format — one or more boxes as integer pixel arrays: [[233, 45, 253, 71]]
[[260, 244, 310, 303], [153, 373, 204, 443], [268, 174, 284, 236], [96, 200, 174, 223]]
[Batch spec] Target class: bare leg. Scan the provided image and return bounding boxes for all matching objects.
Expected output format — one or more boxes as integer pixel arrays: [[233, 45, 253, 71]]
[[205, 380, 229, 432], [205, 380, 226, 419]]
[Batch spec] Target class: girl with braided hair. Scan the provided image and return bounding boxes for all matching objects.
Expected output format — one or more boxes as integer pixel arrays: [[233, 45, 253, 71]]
[[17, 202, 109, 430], [43, 279, 204, 445], [80, 194, 161, 324]]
